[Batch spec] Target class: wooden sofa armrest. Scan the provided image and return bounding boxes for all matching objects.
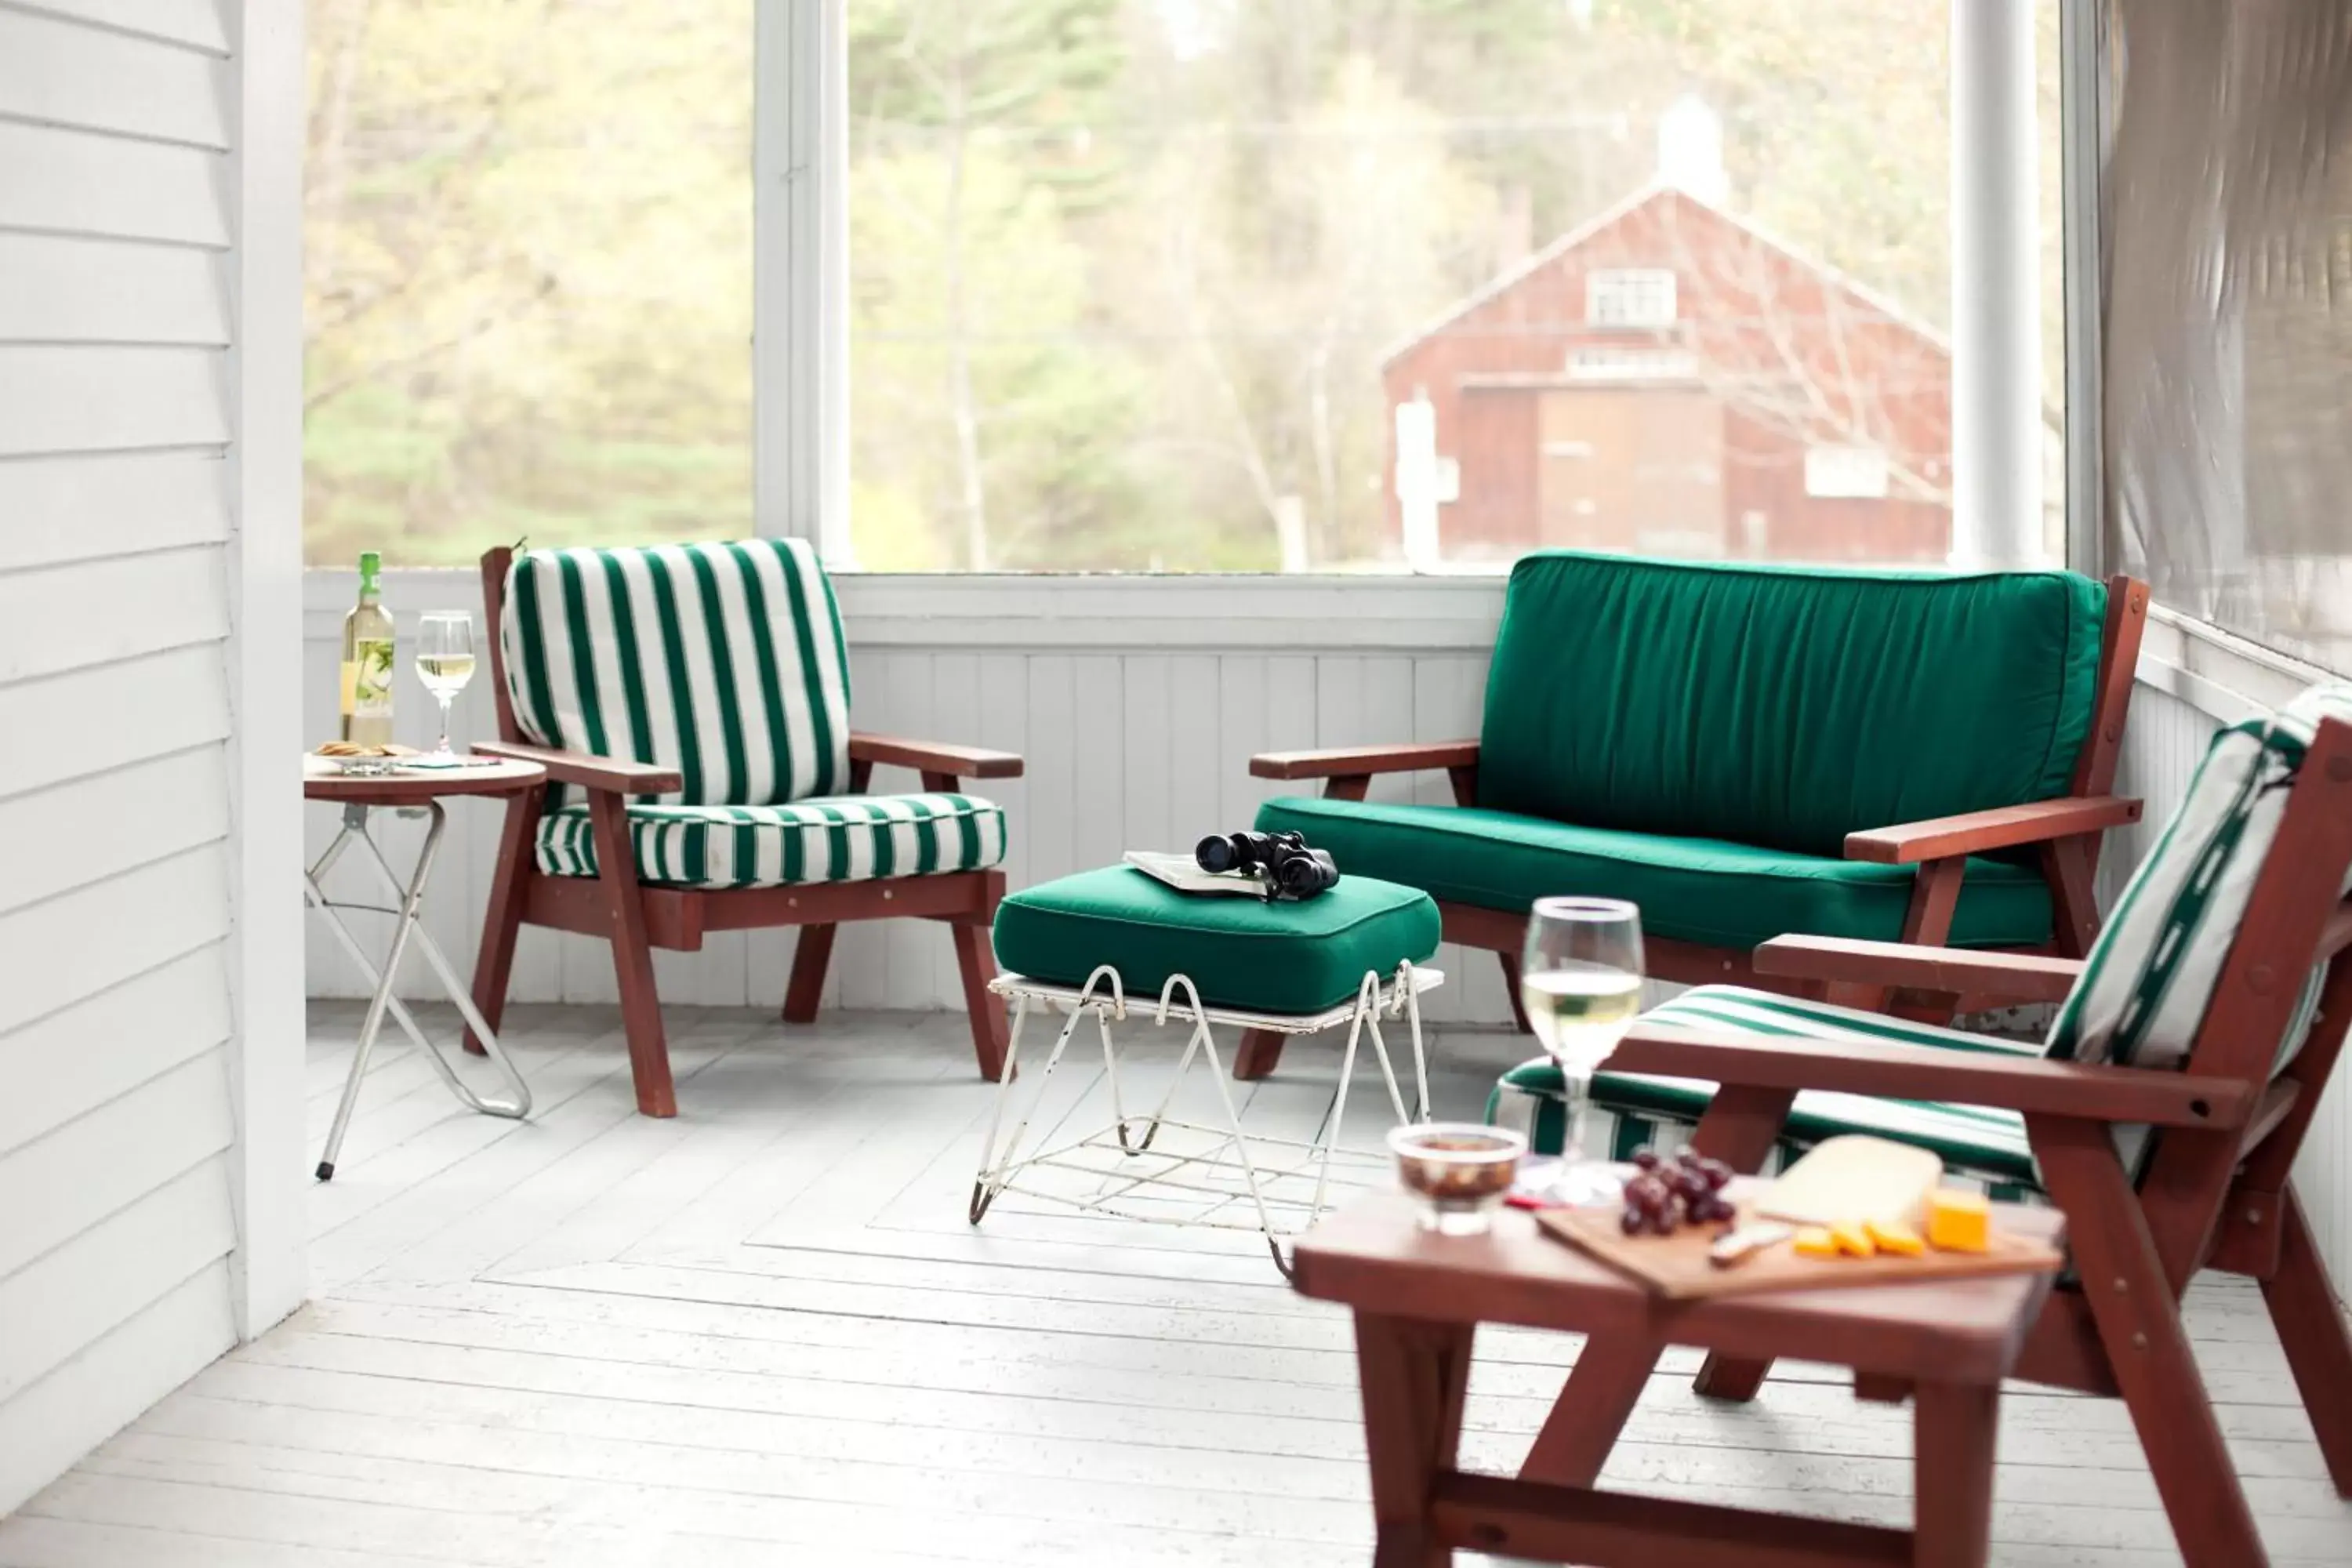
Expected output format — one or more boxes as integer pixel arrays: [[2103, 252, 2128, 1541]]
[[1844, 795, 2143, 865], [1753, 936, 2085, 1005], [1249, 742, 1479, 781], [472, 739, 682, 794], [849, 732, 1024, 781], [1605, 1025, 2253, 1131]]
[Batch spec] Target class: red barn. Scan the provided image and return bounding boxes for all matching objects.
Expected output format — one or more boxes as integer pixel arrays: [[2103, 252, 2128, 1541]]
[[1382, 181, 1954, 566]]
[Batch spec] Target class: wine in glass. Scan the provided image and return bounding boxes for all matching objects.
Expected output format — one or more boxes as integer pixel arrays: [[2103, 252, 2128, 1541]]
[[414, 611, 477, 758], [1521, 896, 1645, 1204]]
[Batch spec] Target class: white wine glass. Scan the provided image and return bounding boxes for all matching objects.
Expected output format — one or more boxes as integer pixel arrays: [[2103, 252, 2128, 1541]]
[[1521, 896, 1645, 1205], [413, 611, 477, 758]]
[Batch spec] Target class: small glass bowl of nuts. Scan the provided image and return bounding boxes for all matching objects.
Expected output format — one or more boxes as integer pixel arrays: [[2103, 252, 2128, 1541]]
[[1388, 1123, 1526, 1236]]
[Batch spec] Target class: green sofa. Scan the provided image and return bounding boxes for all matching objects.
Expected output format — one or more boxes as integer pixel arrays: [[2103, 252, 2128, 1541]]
[[1233, 552, 2147, 1076]]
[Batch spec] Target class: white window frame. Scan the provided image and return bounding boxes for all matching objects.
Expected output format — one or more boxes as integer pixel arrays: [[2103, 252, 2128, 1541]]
[[1584, 267, 1678, 328], [754, 0, 851, 567]]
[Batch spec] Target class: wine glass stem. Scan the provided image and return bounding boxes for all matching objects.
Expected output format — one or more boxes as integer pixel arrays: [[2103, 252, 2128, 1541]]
[[436, 695, 453, 755], [1561, 1068, 1594, 1163]]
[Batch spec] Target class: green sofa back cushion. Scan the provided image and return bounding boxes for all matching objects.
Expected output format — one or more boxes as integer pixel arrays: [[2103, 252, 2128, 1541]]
[[1476, 553, 2107, 855]]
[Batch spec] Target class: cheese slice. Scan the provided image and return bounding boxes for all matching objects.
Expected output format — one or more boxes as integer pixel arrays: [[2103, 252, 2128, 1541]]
[[1791, 1225, 1840, 1259], [1865, 1219, 1927, 1257], [1829, 1219, 1876, 1258], [1755, 1135, 1943, 1229]]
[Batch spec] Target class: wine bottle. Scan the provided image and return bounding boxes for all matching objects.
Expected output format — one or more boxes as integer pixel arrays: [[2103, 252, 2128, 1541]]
[[340, 550, 396, 746]]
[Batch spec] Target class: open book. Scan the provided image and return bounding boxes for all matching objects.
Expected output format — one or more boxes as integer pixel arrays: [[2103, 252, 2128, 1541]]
[[1123, 850, 1270, 899]]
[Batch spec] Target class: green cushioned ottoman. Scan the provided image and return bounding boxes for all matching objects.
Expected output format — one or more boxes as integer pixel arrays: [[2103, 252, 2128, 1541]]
[[973, 864, 1444, 1269], [991, 865, 1441, 1014]]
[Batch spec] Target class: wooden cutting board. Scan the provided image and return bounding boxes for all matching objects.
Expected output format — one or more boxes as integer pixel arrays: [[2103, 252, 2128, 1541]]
[[1537, 1203, 2064, 1301]]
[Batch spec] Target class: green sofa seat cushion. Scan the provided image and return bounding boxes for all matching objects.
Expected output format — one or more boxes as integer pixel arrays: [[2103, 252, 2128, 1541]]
[[1478, 553, 2107, 856], [992, 866, 1441, 1017], [1255, 795, 2053, 952]]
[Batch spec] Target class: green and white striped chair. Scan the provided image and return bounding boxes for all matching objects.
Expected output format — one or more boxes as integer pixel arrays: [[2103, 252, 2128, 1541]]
[[1501, 683, 2352, 1560], [468, 540, 1022, 1116], [1491, 683, 2352, 1196]]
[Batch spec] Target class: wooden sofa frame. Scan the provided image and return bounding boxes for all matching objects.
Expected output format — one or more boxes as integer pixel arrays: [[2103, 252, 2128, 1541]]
[[463, 546, 1022, 1117], [1525, 710, 2352, 1566], [1233, 575, 2151, 1077]]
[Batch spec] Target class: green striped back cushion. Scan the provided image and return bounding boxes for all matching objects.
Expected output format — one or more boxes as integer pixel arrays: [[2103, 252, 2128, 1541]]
[[2047, 681, 2352, 1081], [501, 540, 853, 810]]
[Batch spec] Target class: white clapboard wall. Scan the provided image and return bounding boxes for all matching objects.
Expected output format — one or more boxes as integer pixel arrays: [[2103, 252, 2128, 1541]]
[[0, 0, 245, 1515]]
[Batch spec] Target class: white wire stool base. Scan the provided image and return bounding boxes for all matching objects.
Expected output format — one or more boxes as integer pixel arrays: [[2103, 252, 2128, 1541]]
[[967, 962, 1439, 1275]]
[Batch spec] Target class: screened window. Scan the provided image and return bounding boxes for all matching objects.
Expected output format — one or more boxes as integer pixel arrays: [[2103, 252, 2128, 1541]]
[[300, 0, 752, 566], [845, 0, 1993, 572], [2099, 0, 2352, 671]]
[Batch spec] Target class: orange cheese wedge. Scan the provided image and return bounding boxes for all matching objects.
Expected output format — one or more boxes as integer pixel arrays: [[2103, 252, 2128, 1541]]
[[1927, 1189, 1991, 1254], [1865, 1219, 1926, 1258], [1792, 1225, 1839, 1259], [1829, 1220, 1876, 1258]]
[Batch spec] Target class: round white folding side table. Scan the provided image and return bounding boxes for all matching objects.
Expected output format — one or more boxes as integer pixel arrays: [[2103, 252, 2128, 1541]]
[[303, 755, 544, 1180]]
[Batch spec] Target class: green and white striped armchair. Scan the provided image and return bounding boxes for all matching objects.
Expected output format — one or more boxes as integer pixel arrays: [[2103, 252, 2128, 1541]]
[[466, 539, 1019, 1116]]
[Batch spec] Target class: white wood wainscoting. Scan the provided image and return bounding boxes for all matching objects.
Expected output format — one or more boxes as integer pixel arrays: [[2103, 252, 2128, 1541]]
[[0, 0, 307, 1517], [300, 570, 2352, 1294]]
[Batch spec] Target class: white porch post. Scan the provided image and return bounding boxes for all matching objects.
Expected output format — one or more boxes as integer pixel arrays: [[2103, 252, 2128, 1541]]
[[1950, 0, 2045, 568]]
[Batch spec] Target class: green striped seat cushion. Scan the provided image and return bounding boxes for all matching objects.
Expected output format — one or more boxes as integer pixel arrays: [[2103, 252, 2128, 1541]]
[[1489, 985, 2043, 1189], [535, 793, 1006, 889], [502, 540, 852, 811]]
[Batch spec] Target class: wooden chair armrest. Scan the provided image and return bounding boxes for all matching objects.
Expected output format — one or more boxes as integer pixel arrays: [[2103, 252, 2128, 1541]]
[[848, 732, 1024, 780], [471, 739, 682, 794], [1605, 1026, 2253, 1131], [1249, 742, 1479, 781], [1752, 936, 2085, 1005], [1844, 795, 2143, 864]]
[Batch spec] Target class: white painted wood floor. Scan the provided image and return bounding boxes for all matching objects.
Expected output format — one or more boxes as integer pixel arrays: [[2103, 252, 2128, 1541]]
[[6, 1002, 2351, 1566]]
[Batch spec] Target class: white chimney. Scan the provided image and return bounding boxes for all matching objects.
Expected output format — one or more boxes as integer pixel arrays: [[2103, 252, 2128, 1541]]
[[1657, 93, 1727, 204]]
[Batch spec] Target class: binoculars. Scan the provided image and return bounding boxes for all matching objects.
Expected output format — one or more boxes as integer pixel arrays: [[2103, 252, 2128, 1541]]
[[1194, 829, 1341, 901]]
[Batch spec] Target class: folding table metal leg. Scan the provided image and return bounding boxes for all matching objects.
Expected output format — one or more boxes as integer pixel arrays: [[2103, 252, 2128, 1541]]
[[309, 802, 532, 1181]]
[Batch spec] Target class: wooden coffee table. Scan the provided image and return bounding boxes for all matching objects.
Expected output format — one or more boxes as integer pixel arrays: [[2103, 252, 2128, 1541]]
[[1294, 1189, 2065, 1567]]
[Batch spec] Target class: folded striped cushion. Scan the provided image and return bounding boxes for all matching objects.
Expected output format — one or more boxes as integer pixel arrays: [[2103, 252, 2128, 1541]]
[[501, 540, 853, 811], [2046, 682, 2352, 1079], [535, 793, 1007, 889], [1490, 985, 2043, 1189]]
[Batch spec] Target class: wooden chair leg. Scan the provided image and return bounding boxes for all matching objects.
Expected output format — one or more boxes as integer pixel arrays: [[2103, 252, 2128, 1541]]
[[463, 791, 539, 1058], [1517, 1333, 1660, 1486], [1913, 1380, 1999, 1568], [1684, 1084, 1795, 1404], [1234, 1028, 1287, 1080], [1498, 949, 1534, 1034], [1691, 1355, 1773, 1402], [782, 924, 837, 1025], [2032, 1116, 2267, 1567], [587, 792, 676, 1118], [2263, 1185, 2352, 1497], [1354, 1312, 1474, 1568], [951, 922, 1009, 1082]]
